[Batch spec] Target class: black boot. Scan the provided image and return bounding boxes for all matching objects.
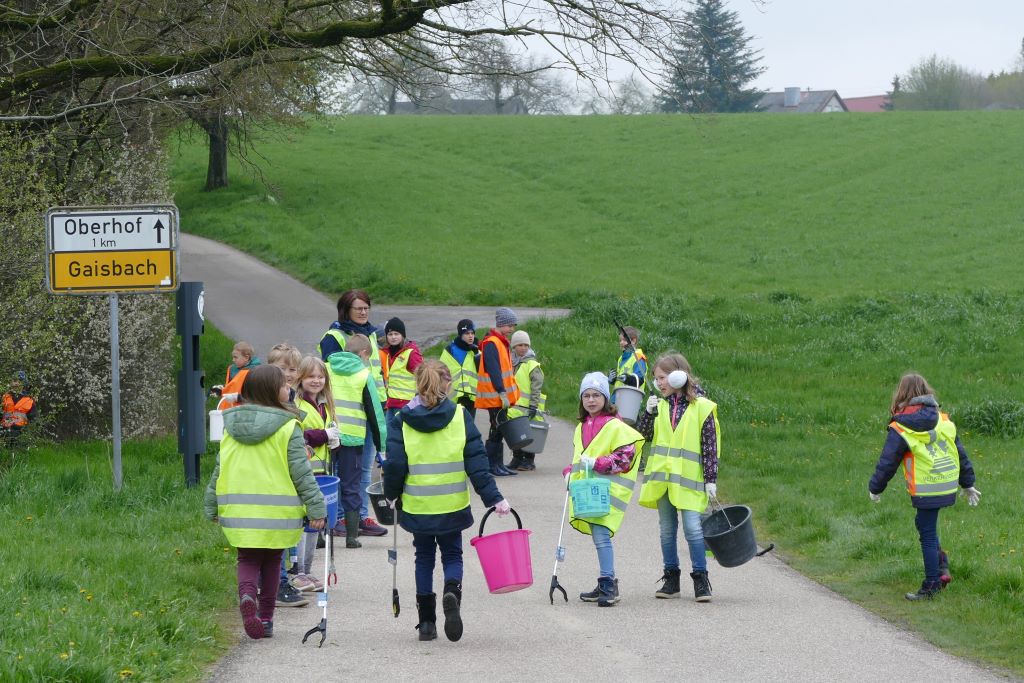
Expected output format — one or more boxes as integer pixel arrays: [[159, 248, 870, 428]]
[[655, 568, 681, 599], [579, 580, 601, 603], [344, 511, 361, 548], [416, 593, 437, 640], [442, 579, 463, 642], [507, 451, 525, 471], [938, 550, 952, 587], [905, 581, 942, 601], [597, 577, 620, 607], [691, 571, 712, 602], [518, 453, 536, 471]]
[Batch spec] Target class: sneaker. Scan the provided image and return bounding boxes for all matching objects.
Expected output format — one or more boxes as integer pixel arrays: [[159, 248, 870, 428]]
[[330, 521, 346, 537], [905, 581, 942, 601], [239, 594, 264, 639], [597, 577, 619, 607], [938, 551, 952, 587], [691, 571, 712, 602], [261, 620, 274, 638], [359, 517, 388, 537], [290, 573, 318, 593], [276, 581, 309, 607], [655, 568, 681, 599]]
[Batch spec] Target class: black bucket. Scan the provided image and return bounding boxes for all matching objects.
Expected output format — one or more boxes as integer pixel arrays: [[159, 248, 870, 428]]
[[366, 481, 395, 526], [701, 504, 757, 568], [497, 411, 533, 450]]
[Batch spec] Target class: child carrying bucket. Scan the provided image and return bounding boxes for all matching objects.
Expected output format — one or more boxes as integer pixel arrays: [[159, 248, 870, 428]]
[[507, 330, 546, 472], [204, 365, 326, 640], [383, 360, 511, 642], [868, 372, 980, 601], [562, 372, 645, 607], [636, 353, 719, 602]]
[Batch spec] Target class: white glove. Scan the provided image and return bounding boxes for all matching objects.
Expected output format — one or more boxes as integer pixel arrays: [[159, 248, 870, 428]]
[[578, 456, 596, 471], [327, 435, 340, 449], [705, 482, 717, 498], [221, 392, 239, 403], [378, 451, 387, 461], [869, 492, 881, 503], [325, 426, 340, 440], [646, 395, 660, 413], [494, 499, 511, 516], [961, 486, 981, 506], [499, 393, 510, 409]]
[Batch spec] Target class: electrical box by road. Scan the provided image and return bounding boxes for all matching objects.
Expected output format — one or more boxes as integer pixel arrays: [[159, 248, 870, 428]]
[[176, 281, 205, 486]]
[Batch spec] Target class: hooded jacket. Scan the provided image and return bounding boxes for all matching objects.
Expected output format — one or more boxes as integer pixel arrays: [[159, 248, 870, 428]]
[[382, 398, 502, 535], [380, 340, 423, 409], [869, 395, 976, 509], [327, 351, 386, 449], [203, 404, 327, 521]]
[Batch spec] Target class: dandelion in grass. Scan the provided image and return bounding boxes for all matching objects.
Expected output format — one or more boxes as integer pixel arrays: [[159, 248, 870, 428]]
[[132, 611, 142, 618], [59, 653, 68, 660], [119, 669, 134, 679]]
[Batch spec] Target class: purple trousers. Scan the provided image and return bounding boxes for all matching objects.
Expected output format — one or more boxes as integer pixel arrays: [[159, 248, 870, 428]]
[[237, 547, 283, 621]]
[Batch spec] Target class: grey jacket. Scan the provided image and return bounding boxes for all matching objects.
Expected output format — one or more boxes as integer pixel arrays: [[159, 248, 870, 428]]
[[204, 405, 327, 521]]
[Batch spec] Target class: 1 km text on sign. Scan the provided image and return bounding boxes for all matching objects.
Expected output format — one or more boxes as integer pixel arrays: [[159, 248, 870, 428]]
[[46, 205, 179, 294]]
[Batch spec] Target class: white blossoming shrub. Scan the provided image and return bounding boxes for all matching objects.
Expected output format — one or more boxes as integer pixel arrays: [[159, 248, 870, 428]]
[[1, 125, 174, 439]]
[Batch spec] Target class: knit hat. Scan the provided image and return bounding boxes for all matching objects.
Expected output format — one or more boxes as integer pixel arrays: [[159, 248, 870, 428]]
[[495, 307, 518, 327], [579, 372, 610, 402], [384, 317, 406, 338], [457, 319, 475, 336], [510, 330, 531, 347]]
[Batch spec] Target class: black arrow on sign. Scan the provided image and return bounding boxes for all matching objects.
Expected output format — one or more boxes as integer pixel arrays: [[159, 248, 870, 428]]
[[154, 218, 165, 244]]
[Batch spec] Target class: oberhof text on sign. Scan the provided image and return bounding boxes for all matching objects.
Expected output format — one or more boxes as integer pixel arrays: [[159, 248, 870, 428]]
[[46, 205, 179, 294]]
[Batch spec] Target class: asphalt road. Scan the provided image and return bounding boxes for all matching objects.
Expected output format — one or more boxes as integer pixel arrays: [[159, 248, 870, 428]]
[[186, 233, 1012, 683]]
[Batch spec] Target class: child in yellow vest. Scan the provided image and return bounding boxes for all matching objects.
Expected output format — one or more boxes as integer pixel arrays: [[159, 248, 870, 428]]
[[203, 365, 326, 640], [562, 372, 644, 607], [636, 352, 719, 602], [507, 330, 545, 471], [608, 326, 647, 395]]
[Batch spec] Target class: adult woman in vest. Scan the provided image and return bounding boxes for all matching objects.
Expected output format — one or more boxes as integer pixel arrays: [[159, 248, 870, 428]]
[[439, 319, 479, 417], [204, 364, 327, 639], [318, 289, 389, 537], [383, 360, 511, 642], [869, 373, 980, 601], [636, 353, 719, 602]]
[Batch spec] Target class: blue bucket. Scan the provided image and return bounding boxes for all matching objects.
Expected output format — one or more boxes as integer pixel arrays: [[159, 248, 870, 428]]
[[569, 477, 611, 518], [307, 475, 339, 532]]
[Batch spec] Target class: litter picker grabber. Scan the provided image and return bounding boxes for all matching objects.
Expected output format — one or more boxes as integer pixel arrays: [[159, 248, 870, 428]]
[[303, 525, 333, 647], [389, 503, 400, 617], [549, 487, 570, 604]]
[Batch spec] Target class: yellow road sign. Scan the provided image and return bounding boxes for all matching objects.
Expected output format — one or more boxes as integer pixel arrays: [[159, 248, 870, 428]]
[[50, 250, 177, 293]]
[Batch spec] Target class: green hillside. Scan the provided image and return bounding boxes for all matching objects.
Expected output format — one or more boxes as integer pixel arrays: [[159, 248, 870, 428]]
[[172, 112, 1023, 304]]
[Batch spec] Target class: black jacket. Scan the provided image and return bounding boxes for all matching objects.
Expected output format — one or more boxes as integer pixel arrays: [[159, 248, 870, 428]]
[[382, 398, 502, 535], [869, 395, 976, 509]]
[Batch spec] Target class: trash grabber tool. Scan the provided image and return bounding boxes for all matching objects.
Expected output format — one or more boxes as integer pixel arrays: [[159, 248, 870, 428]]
[[389, 502, 400, 617], [327, 525, 338, 587], [549, 487, 570, 604], [613, 319, 638, 358], [302, 522, 331, 647]]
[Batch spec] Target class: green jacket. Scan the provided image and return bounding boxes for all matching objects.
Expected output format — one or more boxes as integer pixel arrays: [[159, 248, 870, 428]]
[[204, 405, 327, 521], [328, 351, 387, 449]]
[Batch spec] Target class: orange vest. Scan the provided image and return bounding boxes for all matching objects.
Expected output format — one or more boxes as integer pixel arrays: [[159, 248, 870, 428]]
[[2, 393, 34, 427], [475, 332, 520, 408], [217, 367, 250, 410]]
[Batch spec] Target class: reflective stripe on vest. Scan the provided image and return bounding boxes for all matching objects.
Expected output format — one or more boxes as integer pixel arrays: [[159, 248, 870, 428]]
[[400, 405, 470, 515], [321, 329, 386, 397], [328, 367, 370, 441], [509, 358, 546, 421], [891, 413, 960, 498], [386, 348, 416, 402], [568, 418, 645, 536], [217, 417, 306, 548], [295, 397, 331, 474], [639, 396, 718, 513], [613, 347, 647, 393], [440, 349, 478, 400], [475, 333, 520, 408]]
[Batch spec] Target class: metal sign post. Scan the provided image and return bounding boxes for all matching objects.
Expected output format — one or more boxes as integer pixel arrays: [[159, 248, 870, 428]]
[[45, 205, 180, 491]]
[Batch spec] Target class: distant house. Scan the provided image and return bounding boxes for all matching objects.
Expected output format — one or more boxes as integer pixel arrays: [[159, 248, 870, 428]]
[[392, 93, 528, 115], [757, 87, 848, 113], [844, 95, 890, 112]]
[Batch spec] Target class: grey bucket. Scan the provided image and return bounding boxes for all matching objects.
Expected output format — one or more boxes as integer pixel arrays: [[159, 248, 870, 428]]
[[701, 504, 757, 568], [497, 411, 533, 450], [521, 420, 549, 454], [366, 481, 395, 526]]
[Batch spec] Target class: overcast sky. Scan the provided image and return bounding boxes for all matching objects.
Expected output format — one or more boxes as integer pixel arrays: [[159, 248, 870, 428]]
[[734, 0, 1024, 97]]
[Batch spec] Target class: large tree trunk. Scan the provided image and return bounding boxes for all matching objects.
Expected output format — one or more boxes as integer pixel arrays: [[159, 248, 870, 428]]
[[203, 114, 229, 191]]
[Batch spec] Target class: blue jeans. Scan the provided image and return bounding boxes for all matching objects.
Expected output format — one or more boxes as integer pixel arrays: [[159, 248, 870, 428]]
[[591, 524, 615, 578], [915, 507, 941, 586], [657, 495, 707, 573], [412, 531, 463, 595]]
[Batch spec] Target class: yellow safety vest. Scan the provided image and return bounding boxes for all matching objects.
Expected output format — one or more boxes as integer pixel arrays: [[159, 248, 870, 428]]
[[320, 329, 386, 398], [401, 405, 470, 515], [613, 347, 647, 393], [386, 348, 416, 403], [217, 419, 306, 549], [569, 418, 645, 537], [295, 396, 330, 474], [891, 413, 960, 498], [328, 366, 369, 442], [639, 396, 718, 512], [440, 348, 478, 401], [508, 359, 546, 421]]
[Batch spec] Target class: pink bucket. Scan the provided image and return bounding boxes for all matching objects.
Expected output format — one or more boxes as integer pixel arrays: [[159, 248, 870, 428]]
[[469, 507, 533, 594]]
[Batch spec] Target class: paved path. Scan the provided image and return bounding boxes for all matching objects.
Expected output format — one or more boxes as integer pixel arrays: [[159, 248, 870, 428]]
[[187, 233, 1012, 683]]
